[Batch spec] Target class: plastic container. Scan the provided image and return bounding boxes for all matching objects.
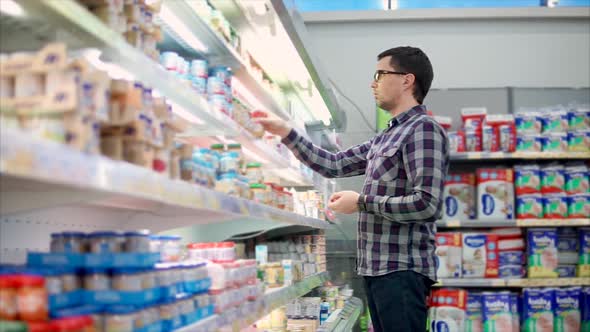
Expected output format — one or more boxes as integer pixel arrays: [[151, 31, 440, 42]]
[[155, 266, 173, 288], [88, 231, 124, 254], [83, 268, 110, 291], [226, 143, 243, 166], [50, 233, 65, 253], [16, 275, 48, 321], [61, 232, 87, 253], [187, 243, 207, 261], [123, 231, 150, 253], [245, 162, 263, 183], [236, 175, 251, 199], [139, 270, 156, 290], [160, 235, 181, 262], [112, 269, 143, 291], [216, 172, 239, 196], [263, 262, 284, 288], [0, 275, 17, 320], [61, 271, 80, 292], [220, 152, 239, 174], [215, 242, 236, 263], [103, 306, 136, 332], [250, 183, 268, 204]]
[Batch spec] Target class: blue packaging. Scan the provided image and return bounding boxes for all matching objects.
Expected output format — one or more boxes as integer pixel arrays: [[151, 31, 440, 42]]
[[541, 108, 569, 133], [191, 77, 207, 95], [209, 66, 232, 86], [396, 0, 541, 8], [499, 251, 525, 265], [515, 164, 542, 195], [557, 265, 577, 277], [545, 0, 590, 7], [554, 287, 582, 332], [517, 134, 544, 152], [567, 130, 590, 152], [499, 265, 524, 279], [510, 293, 520, 332], [517, 194, 544, 219], [465, 292, 483, 332], [190, 59, 208, 78], [564, 165, 590, 195], [482, 292, 512, 331], [522, 288, 554, 332], [567, 106, 590, 130], [541, 132, 569, 152], [558, 237, 579, 252], [582, 287, 590, 332], [527, 228, 559, 278], [516, 111, 543, 135], [558, 227, 579, 238]]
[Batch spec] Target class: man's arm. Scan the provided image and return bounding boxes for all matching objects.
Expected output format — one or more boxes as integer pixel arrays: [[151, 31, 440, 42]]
[[358, 121, 449, 223], [281, 129, 372, 178]]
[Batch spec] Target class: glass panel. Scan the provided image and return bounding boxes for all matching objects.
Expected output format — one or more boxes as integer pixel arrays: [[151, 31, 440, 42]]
[[293, 0, 387, 11]]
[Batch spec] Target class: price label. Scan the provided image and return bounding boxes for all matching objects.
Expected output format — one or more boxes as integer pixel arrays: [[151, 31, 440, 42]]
[[446, 220, 461, 228], [491, 279, 505, 287]]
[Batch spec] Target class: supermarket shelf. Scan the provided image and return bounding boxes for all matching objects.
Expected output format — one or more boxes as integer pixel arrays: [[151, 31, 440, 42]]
[[157, 0, 292, 122], [14, 0, 236, 137], [436, 218, 590, 228], [437, 218, 590, 228], [450, 151, 590, 161], [321, 297, 363, 332], [0, 128, 330, 233], [435, 278, 590, 288], [176, 272, 329, 332]]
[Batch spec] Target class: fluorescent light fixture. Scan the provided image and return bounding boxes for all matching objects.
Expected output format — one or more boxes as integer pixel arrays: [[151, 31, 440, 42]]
[[82, 49, 136, 81], [0, 0, 25, 17], [160, 4, 209, 53], [390, 0, 398, 10]]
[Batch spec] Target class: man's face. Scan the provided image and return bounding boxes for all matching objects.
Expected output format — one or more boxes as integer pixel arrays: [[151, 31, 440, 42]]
[[371, 56, 410, 111]]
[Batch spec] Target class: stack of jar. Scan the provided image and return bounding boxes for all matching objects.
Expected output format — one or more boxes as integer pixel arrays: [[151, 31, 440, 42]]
[[80, 0, 162, 61], [186, 242, 263, 314]]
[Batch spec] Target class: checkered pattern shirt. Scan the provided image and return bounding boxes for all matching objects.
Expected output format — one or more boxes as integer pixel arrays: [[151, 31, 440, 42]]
[[282, 105, 449, 280]]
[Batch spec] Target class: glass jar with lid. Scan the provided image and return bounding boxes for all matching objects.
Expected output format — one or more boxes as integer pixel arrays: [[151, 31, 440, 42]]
[[250, 183, 268, 204], [226, 143, 243, 167], [216, 172, 239, 196], [61, 231, 87, 253], [88, 231, 123, 254], [245, 162, 263, 183], [220, 152, 239, 174]]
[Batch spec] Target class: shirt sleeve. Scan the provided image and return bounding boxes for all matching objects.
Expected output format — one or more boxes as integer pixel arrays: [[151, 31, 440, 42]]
[[281, 129, 372, 178], [358, 120, 449, 223]]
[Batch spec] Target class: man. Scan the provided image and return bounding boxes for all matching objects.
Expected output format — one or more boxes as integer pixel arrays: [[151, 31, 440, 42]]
[[259, 46, 449, 331]]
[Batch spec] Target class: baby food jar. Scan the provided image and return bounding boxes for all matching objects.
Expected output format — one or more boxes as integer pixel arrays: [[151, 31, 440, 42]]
[[83, 268, 110, 291], [16, 275, 48, 321], [160, 235, 181, 262], [40, 268, 63, 295], [88, 231, 124, 254], [227, 143, 243, 166], [215, 242, 236, 262], [61, 269, 80, 292], [245, 162, 264, 183], [220, 152, 239, 174], [250, 183, 268, 204], [112, 269, 143, 291], [103, 306, 136, 332], [61, 231, 87, 253], [50, 232, 65, 253], [155, 265, 174, 288], [139, 269, 156, 290], [216, 172, 239, 196], [124, 230, 150, 253]]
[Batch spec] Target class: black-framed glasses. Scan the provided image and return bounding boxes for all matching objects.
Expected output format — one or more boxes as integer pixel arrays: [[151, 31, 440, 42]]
[[373, 70, 409, 82]]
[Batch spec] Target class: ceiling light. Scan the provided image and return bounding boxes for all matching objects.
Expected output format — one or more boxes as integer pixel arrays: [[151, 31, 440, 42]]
[[0, 0, 25, 17]]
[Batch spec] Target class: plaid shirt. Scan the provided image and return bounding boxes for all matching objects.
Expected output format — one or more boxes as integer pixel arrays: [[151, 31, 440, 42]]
[[282, 105, 449, 280]]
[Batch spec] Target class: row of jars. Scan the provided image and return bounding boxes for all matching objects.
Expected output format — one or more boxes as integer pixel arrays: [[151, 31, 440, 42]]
[[50, 231, 152, 254], [209, 282, 263, 314]]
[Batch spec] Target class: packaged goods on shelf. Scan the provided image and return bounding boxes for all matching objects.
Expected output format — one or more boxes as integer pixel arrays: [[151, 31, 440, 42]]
[[465, 292, 483, 332], [442, 173, 476, 221], [462, 233, 499, 278], [428, 288, 468, 332], [527, 228, 559, 278], [482, 291, 513, 332], [476, 168, 515, 220], [522, 287, 555, 331], [435, 233, 463, 278]]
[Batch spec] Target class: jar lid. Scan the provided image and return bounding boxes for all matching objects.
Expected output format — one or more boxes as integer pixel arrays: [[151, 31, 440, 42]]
[[88, 231, 122, 238], [187, 243, 207, 249], [160, 235, 181, 241], [250, 183, 266, 189], [210, 143, 225, 150], [246, 162, 262, 168], [123, 230, 150, 237], [217, 242, 235, 248], [15, 274, 45, 287], [61, 231, 86, 237], [227, 143, 241, 149], [50, 232, 63, 238]]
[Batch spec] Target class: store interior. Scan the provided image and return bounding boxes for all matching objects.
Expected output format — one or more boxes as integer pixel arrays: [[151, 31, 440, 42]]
[[0, 0, 589, 331]]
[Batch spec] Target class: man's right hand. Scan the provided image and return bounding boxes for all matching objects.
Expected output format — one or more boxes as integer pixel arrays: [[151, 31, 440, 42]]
[[256, 118, 292, 139]]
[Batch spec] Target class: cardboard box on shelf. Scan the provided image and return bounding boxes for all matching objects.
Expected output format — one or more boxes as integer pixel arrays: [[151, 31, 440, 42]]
[[0, 43, 68, 75], [123, 139, 154, 168], [101, 135, 124, 160]]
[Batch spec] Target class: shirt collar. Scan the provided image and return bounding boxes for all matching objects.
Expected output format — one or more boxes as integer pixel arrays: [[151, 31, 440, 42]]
[[387, 105, 427, 129]]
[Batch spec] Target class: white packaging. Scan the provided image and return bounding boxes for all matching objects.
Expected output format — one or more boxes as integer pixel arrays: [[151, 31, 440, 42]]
[[462, 233, 499, 278], [442, 173, 476, 221], [435, 233, 462, 278], [432, 289, 468, 332], [477, 168, 515, 220]]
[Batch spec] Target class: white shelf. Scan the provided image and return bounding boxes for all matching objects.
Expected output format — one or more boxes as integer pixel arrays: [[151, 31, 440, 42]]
[[436, 218, 590, 228], [320, 297, 363, 332], [158, 0, 291, 122], [14, 0, 237, 137], [435, 278, 590, 288], [0, 128, 329, 232], [450, 151, 590, 161], [176, 272, 329, 332]]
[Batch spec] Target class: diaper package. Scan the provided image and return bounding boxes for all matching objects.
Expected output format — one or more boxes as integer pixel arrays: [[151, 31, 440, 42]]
[[567, 130, 590, 152], [482, 291, 513, 332], [515, 164, 541, 195], [541, 107, 569, 133], [522, 288, 554, 332], [565, 165, 590, 194], [516, 134, 544, 152], [465, 292, 483, 332], [435, 232, 462, 278], [463, 233, 499, 278], [442, 173, 476, 221], [515, 109, 543, 135], [510, 293, 520, 332], [568, 193, 590, 218], [541, 132, 568, 152], [477, 168, 514, 220], [554, 287, 581, 332], [557, 265, 577, 277], [499, 251, 525, 266], [527, 228, 558, 278], [517, 194, 544, 219], [431, 289, 468, 332], [567, 106, 590, 130], [541, 165, 566, 194], [543, 193, 569, 219], [578, 228, 590, 277], [582, 287, 590, 332]]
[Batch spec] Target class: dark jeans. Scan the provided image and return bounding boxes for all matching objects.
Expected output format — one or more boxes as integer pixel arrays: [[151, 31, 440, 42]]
[[363, 271, 434, 332]]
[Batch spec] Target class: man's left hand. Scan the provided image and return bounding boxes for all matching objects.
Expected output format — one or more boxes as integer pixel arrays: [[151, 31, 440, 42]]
[[328, 191, 360, 214]]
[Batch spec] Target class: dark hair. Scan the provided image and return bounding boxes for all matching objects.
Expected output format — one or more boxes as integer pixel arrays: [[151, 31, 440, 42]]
[[377, 46, 433, 104]]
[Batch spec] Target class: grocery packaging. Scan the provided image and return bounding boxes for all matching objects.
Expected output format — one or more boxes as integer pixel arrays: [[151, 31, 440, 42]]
[[582, 287, 590, 332], [540, 165, 566, 194], [568, 193, 590, 218], [515, 109, 543, 135], [515, 164, 541, 195], [567, 130, 590, 152], [476, 168, 514, 220], [516, 134, 543, 152], [527, 228, 558, 278], [554, 287, 581, 332], [543, 193, 569, 218], [465, 292, 483, 332], [510, 293, 520, 332], [579, 228, 590, 277], [567, 106, 590, 130], [462, 233, 499, 278], [540, 107, 569, 133], [541, 132, 568, 152], [485, 114, 517, 152], [522, 288, 554, 332], [564, 165, 590, 195], [482, 291, 513, 332], [435, 233, 462, 278], [461, 107, 487, 152], [517, 194, 544, 219], [442, 173, 476, 221], [431, 289, 467, 332]]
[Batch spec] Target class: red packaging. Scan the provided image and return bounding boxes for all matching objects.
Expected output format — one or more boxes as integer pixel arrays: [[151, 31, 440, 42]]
[[486, 114, 516, 152], [490, 227, 523, 239], [461, 108, 487, 152], [462, 233, 499, 278], [434, 116, 452, 131], [498, 237, 525, 251]]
